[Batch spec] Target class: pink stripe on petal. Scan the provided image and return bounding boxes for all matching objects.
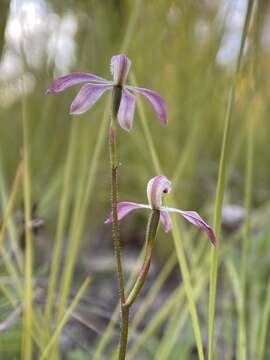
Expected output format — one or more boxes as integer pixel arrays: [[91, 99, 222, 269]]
[[105, 202, 150, 224], [70, 83, 112, 114], [132, 87, 168, 124], [46, 72, 109, 94], [160, 210, 172, 232], [117, 89, 136, 131], [166, 207, 216, 245]]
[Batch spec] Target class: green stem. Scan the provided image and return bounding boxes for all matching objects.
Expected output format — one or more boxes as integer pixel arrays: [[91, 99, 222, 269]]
[[258, 277, 270, 360], [118, 209, 160, 360], [126, 209, 160, 307], [109, 86, 127, 359], [118, 305, 129, 360], [44, 122, 78, 338], [110, 87, 125, 305], [237, 111, 254, 360], [207, 1, 255, 359]]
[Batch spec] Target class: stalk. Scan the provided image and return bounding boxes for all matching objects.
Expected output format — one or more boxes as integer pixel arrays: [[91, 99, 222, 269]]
[[237, 111, 254, 360], [109, 86, 126, 358], [126, 210, 160, 307], [207, 1, 255, 359], [119, 209, 160, 359]]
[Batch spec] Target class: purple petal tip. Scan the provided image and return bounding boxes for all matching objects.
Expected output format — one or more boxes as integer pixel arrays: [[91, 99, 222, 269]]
[[208, 229, 217, 246]]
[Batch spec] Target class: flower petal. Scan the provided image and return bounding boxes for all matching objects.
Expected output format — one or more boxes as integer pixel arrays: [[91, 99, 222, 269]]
[[131, 87, 168, 124], [160, 210, 172, 232], [46, 72, 110, 94], [147, 176, 172, 210], [111, 54, 131, 85], [117, 89, 136, 131], [105, 202, 150, 224], [165, 207, 216, 245], [70, 83, 112, 114]]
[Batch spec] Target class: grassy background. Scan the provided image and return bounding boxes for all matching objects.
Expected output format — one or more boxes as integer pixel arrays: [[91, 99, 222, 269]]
[[0, 0, 270, 359]]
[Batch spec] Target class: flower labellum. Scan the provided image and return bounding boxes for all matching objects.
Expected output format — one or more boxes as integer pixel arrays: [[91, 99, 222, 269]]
[[105, 175, 216, 245], [46, 54, 168, 132]]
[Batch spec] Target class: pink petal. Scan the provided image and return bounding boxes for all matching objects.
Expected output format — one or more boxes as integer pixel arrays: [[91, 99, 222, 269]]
[[110, 54, 131, 85], [131, 87, 168, 124], [117, 89, 136, 131], [46, 72, 109, 94], [105, 202, 150, 224], [160, 210, 172, 232], [147, 176, 172, 210], [165, 207, 216, 245], [70, 83, 112, 114]]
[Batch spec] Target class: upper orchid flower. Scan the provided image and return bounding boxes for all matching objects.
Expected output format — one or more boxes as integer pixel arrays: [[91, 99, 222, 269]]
[[46, 54, 168, 131], [105, 175, 216, 245]]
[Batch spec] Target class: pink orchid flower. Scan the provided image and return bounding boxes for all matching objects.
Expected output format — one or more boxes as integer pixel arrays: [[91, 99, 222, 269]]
[[46, 54, 167, 131], [105, 175, 216, 245]]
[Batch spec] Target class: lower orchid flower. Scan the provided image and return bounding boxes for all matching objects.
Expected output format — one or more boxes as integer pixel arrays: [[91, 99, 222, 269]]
[[105, 175, 216, 245]]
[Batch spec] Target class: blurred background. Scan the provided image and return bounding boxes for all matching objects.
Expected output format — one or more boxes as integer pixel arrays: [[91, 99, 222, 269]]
[[0, 0, 270, 359]]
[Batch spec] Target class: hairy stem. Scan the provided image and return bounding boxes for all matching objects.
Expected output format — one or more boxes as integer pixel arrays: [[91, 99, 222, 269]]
[[118, 305, 129, 360], [109, 86, 127, 359], [110, 133, 125, 304]]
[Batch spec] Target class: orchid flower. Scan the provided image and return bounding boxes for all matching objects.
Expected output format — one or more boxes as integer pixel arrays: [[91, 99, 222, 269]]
[[105, 175, 216, 245], [46, 54, 167, 131]]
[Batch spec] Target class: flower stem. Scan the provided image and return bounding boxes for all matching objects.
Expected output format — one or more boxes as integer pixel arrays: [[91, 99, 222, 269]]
[[118, 305, 129, 360], [126, 209, 160, 307], [118, 209, 160, 360], [109, 86, 127, 359], [109, 125, 125, 304]]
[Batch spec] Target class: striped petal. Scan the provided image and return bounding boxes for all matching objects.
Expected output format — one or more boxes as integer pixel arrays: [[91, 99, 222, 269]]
[[70, 83, 112, 114], [131, 86, 168, 124], [165, 207, 216, 245], [46, 72, 110, 94], [117, 89, 136, 131], [105, 202, 150, 224]]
